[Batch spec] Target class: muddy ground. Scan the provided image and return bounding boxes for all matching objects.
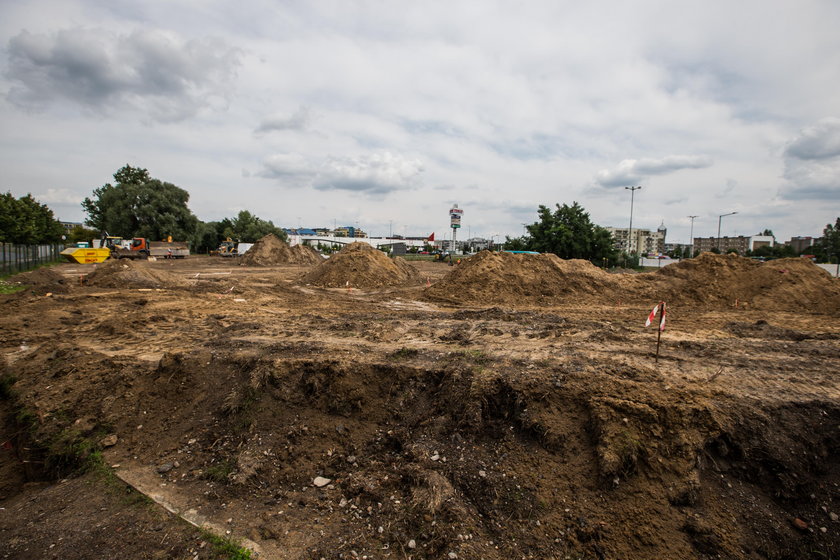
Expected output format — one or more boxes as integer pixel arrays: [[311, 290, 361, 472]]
[[1, 255, 839, 559]]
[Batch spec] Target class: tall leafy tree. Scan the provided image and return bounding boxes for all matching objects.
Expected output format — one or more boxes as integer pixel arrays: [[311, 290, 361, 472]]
[[0, 192, 64, 244], [82, 165, 198, 241], [220, 210, 287, 243], [506, 202, 617, 261], [816, 217, 840, 262]]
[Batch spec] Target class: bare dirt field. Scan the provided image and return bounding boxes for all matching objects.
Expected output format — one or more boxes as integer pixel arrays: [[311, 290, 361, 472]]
[[1, 251, 839, 559]]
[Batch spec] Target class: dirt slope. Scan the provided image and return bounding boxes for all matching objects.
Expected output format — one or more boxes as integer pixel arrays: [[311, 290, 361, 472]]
[[299, 242, 421, 288]]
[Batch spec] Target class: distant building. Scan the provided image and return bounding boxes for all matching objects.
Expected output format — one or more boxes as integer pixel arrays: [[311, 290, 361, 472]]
[[694, 236, 750, 254], [787, 236, 816, 254], [605, 222, 666, 254], [333, 226, 367, 238], [749, 235, 775, 251], [59, 221, 84, 232]]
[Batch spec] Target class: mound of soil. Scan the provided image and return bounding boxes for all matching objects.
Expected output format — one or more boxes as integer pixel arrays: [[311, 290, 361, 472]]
[[425, 250, 619, 305], [290, 243, 324, 265], [84, 259, 186, 289], [6, 267, 71, 295], [240, 234, 322, 266], [648, 253, 840, 312], [299, 242, 421, 288]]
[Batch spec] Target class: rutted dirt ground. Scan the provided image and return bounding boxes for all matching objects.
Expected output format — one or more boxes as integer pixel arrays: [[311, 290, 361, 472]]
[[1, 254, 839, 559]]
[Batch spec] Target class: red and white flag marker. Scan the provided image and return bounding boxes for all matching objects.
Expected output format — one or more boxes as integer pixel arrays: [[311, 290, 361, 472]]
[[645, 301, 667, 362]]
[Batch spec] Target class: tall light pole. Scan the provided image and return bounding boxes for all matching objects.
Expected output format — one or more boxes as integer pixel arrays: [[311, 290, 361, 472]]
[[625, 186, 642, 254], [717, 211, 737, 252], [688, 215, 699, 257]]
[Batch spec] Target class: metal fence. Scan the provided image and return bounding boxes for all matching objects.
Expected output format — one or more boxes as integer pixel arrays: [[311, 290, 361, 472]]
[[0, 243, 64, 276]]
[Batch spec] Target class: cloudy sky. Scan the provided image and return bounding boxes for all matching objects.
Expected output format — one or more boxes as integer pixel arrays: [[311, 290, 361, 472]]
[[1, 1, 839, 244]]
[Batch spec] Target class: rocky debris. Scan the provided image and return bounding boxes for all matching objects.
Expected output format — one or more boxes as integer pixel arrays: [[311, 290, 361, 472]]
[[100, 434, 118, 447], [299, 242, 421, 289], [313, 476, 331, 488], [156, 463, 174, 474]]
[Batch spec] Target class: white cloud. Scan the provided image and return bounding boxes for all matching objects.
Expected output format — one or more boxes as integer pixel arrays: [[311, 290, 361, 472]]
[[595, 155, 713, 187], [33, 187, 82, 204], [314, 152, 423, 194], [259, 151, 424, 195], [255, 106, 312, 133]]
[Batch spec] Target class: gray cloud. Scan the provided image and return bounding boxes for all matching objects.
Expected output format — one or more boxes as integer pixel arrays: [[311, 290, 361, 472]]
[[595, 155, 713, 187], [781, 118, 840, 199], [255, 105, 312, 133], [5, 28, 240, 121], [784, 117, 840, 160]]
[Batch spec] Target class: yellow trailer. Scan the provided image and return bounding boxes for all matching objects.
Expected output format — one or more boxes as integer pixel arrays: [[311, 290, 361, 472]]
[[61, 247, 111, 264]]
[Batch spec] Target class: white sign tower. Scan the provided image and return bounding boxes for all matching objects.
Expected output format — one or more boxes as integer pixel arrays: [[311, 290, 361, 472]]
[[450, 204, 463, 261]]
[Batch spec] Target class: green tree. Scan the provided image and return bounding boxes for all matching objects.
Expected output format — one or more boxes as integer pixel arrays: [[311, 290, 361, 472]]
[[193, 221, 223, 254], [507, 202, 617, 262], [82, 165, 199, 241], [220, 210, 287, 243], [0, 192, 64, 244], [66, 224, 100, 244], [816, 217, 840, 263]]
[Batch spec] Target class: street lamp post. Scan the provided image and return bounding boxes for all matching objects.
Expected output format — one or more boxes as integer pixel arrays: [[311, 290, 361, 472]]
[[717, 212, 738, 252], [625, 186, 642, 254], [688, 215, 699, 257]]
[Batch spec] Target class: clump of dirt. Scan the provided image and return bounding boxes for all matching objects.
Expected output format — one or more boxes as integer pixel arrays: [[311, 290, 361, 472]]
[[240, 234, 321, 266], [648, 253, 840, 312], [299, 242, 421, 288], [84, 259, 186, 289], [425, 250, 619, 305], [290, 243, 324, 265], [5, 267, 71, 295]]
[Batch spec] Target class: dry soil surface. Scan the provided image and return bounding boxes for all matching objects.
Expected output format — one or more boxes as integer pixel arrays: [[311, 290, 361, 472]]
[[1, 254, 839, 560]]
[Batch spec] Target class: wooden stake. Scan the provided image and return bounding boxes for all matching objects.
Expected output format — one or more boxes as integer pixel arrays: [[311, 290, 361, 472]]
[[655, 325, 662, 363]]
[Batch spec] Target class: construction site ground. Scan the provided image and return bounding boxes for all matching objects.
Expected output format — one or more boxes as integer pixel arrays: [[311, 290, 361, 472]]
[[1, 255, 839, 559]]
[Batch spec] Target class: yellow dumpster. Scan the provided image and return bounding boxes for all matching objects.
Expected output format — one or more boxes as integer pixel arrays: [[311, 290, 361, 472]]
[[61, 247, 111, 264]]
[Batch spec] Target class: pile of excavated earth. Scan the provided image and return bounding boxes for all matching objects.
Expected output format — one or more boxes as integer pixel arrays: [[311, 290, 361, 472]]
[[240, 234, 324, 266], [426, 251, 840, 313], [83, 259, 187, 289], [300, 242, 422, 289]]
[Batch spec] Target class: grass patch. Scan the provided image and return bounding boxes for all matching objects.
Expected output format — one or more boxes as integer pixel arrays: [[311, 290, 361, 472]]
[[389, 347, 420, 360], [202, 459, 236, 484], [0, 279, 25, 294], [0, 374, 18, 400], [201, 529, 253, 560]]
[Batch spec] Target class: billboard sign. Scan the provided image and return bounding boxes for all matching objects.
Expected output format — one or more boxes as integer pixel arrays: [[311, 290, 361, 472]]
[[450, 205, 463, 229]]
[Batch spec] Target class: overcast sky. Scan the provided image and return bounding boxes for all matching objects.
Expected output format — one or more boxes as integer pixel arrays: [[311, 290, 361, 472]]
[[2, 1, 839, 244]]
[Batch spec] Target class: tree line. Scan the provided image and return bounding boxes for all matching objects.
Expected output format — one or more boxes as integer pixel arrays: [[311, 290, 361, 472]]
[[2, 165, 839, 262]]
